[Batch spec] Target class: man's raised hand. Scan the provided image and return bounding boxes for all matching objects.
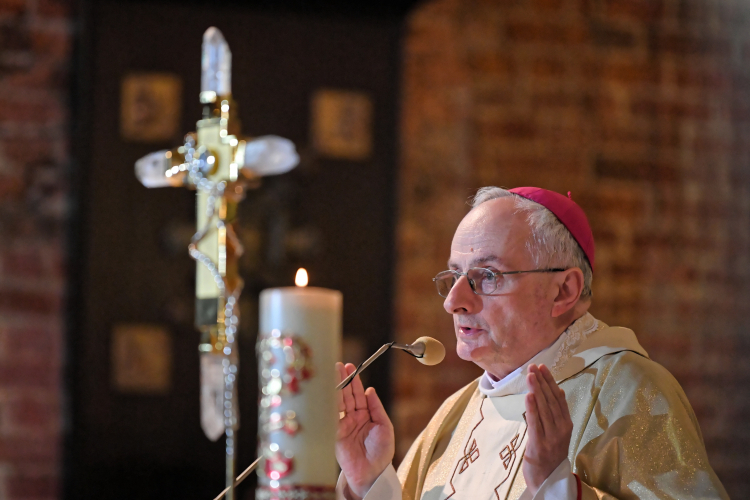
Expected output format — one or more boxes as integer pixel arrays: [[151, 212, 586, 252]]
[[335, 362, 395, 500], [523, 363, 574, 496]]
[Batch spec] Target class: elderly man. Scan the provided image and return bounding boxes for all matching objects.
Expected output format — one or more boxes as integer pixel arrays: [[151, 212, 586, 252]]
[[335, 187, 728, 500]]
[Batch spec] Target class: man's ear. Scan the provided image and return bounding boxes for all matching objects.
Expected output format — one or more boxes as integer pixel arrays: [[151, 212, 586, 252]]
[[551, 268, 584, 318]]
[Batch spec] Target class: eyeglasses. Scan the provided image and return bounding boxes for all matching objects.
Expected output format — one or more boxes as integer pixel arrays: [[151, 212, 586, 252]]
[[433, 267, 567, 297]]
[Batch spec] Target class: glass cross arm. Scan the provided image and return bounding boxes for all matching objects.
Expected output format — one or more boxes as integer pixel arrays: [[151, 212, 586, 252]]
[[239, 135, 300, 177], [135, 150, 185, 188]]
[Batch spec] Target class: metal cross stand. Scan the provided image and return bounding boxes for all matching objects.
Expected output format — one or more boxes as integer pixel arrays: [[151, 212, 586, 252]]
[[135, 27, 299, 500]]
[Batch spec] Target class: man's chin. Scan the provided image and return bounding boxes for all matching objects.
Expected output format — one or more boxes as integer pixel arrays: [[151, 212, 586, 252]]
[[456, 341, 490, 364]]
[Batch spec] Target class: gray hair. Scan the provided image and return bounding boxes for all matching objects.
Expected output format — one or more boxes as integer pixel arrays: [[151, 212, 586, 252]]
[[471, 186, 593, 300]]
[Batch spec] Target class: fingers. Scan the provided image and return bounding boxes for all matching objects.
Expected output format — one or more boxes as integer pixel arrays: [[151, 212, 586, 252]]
[[539, 364, 566, 404], [523, 365, 573, 493], [336, 362, 347, 412], [537, 364, 571, 425], [530, 365, 563, 422], [526, 369, 553, 434], [527, 364, 573, 435], [347, 363, 368, 411], [525, 392, 543, 441], [365, 387, 391, 428], [341, 363, 357, 413]]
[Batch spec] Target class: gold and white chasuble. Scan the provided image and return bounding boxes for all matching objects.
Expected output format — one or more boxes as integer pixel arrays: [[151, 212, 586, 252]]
[[420, 393, 530, 500], [339, 313, 729, 500]]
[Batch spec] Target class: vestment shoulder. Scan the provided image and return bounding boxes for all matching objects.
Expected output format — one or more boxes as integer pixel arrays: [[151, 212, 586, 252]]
[[570, 350, 729, 499], [589, 350, 696, 423]]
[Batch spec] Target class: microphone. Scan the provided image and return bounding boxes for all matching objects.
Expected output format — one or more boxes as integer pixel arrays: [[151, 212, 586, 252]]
[[392, 336, 446, 366], [213, 336, 445, 500], [336, 337, 445, 391]]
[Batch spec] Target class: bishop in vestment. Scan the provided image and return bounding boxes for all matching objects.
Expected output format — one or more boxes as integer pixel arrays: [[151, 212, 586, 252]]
[[334, 187, 729, 500]]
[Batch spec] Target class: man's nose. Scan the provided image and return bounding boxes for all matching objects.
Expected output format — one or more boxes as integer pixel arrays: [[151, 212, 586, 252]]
[[443, 275, 483, 315]]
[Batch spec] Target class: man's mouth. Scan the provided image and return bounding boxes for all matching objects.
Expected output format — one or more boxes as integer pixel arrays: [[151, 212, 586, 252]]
[[458, 325, 485, 336]]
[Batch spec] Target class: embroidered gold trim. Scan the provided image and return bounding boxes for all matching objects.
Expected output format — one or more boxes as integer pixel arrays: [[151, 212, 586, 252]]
[[446, 398, 486, 499]]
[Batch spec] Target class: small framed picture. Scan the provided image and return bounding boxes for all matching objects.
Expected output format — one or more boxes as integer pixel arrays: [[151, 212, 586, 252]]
[[111, 324, 172, 394], [120, 72, 182, 143], [311, 89, 373, 160]]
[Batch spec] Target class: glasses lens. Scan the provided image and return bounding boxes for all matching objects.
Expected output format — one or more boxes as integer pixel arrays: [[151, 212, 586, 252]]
[[434, 271, 456, 297], [468, 268, 497, 295]]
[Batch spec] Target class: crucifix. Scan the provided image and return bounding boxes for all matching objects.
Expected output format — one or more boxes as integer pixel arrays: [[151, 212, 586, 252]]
[[135, 27, 299, 500]]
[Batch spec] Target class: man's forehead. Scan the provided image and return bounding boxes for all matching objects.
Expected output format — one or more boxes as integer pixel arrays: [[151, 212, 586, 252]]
[[449, 198, 531, 266]]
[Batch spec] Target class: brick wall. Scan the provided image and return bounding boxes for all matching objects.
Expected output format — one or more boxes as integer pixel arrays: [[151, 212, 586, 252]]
[[395, 0, 750, 496], [0, 0, 70, 498]]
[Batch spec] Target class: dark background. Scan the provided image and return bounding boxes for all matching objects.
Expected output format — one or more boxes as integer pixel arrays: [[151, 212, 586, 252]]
[[65, 1, 418, 498]]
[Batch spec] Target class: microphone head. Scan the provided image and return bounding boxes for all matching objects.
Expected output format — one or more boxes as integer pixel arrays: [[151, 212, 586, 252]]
[[413, 336, 445, 366]]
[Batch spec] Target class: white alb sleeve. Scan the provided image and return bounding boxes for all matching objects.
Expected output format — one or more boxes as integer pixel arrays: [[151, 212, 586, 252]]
[[336, 464, 402, 500], [518, 458, 577, 500]]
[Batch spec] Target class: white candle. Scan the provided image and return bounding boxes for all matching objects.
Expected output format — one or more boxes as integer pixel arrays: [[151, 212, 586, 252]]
[[256, 276, 342, 499]]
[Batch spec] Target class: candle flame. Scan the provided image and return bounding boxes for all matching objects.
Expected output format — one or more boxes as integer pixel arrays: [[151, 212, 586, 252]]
[[295, 268, 309, 287]]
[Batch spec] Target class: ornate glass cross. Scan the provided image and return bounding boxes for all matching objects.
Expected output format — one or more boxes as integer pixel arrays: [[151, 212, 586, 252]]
[[134, 27, 299, 500]]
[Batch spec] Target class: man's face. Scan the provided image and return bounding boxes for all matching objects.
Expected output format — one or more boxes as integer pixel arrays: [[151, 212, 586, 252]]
[[444, 197, 559, 378]]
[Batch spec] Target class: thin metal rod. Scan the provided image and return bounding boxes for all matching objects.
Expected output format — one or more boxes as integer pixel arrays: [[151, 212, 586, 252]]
[[225, 435, 236, 500], [335, 343, 392, 390], [390, 342, 425, 357], [213, 456, 262, 500]]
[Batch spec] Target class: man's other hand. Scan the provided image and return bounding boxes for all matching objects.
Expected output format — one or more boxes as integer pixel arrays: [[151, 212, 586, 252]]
[[523, 363, 574, 496], [335, 362, 395, 500]]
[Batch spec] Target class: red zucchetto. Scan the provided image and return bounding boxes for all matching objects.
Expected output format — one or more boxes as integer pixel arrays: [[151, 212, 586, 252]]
[[508, 187, 595, 272]]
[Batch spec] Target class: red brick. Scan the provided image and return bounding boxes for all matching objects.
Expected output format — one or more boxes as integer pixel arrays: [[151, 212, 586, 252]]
[[531, 57, 566, 78], [650, 32, 732, 57], [0, 0, 26, 16], [466, 53, 516, 80], [530, 0, 564, 11], [595, 157, 679, 182], [480, 120, 538, 139], [36, 0, 71, 18], [30, 28, 71, 59], [531, 89, 586, 110], [595, 60, 660, 84], [0, 360, 59, 389], [2, 249, 45, 278], [1, 139, 55, 166], [1, 326, 56, 359], [506, 21, 589, 44], [630, 99, 711, 121], [3, 60, 69, 89], [591, 21, 637, 48], [0, 97, 63, 124], [675, 67, 731, 90], [0, 174, 24, 198], [7, 397, 57, 430], [0, 436, 58, 461], [640, 336, 692, 356], [677, 1, 728, 24], [604, 0, 664, 21], [7, 473, 58, 498], [0, 290, 60, 315], [0, 0, 68, 496]]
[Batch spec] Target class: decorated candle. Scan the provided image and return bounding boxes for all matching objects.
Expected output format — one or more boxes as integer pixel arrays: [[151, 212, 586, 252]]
[[256, 269, 342, 500]]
